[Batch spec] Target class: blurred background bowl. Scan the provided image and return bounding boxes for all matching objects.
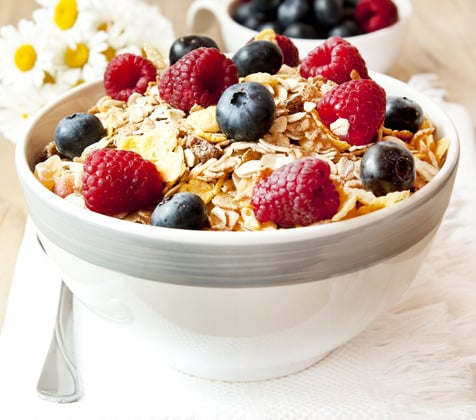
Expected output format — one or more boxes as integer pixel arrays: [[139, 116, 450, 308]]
[[15, 72, 458, 382], [187, 0, 412, 73]]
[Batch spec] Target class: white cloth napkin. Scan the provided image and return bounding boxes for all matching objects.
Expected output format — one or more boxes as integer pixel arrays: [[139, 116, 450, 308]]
[[1, 75, 476, 419]]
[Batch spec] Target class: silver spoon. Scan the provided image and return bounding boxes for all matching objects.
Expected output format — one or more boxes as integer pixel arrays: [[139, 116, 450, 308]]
[[36, 236, 81, 403]]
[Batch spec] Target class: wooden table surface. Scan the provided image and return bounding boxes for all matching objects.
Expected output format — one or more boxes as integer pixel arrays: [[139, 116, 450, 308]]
[[1, 0, 475, 330]]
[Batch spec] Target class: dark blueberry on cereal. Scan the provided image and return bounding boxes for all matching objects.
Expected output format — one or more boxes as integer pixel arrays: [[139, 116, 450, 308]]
[[385, 96, 425, 133], [54, 112, 105, 158], [169, 35, 219, 65], [360, 140, 416, 197], [216, 81, 276, 142], [232, 40, 283, 77], [151, 192, 208, 230]]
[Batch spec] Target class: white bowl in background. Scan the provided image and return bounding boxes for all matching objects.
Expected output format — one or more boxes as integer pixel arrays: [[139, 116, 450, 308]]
[[16, 72, 458, 381], [186, 0, 412, 73]]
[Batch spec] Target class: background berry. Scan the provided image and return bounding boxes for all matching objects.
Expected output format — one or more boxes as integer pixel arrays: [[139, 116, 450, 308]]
[[355, 0, 399, 33], [251, 157, 340, 227], [230, 0, 379, 39], [82, 149, 163, 215]]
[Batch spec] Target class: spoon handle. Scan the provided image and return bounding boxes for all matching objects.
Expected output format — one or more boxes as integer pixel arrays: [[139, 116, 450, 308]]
[[36, 237, 81, 403]]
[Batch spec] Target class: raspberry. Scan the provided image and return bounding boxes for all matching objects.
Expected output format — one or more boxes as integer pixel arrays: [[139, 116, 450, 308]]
[[251, 158, 340, 227], [158, 47, 238, 113], [317, 78, 386, 146], [104, 53, 157, 102], [82, 149, 163, 216], [299, 36, 369, 84], [355, 0, 399, 33], [275, 34, 300, 67]]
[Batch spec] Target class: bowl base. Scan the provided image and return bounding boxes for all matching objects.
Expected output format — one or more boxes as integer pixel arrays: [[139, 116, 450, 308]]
[[171, 351, 332, 382]]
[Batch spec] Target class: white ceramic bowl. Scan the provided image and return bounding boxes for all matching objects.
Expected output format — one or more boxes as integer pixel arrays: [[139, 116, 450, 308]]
[[187, 0, 412, 73], [16, 72, 458, 382]]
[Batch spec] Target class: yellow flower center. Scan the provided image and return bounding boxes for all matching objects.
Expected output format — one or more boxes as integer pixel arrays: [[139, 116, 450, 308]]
[[43, 71, 55, 84], [102, 45, 116, 62], [54, 0, 78, 30], [14, 44, 37, 72], [64, 43, 89, 68], [97, 22, 108, 32]]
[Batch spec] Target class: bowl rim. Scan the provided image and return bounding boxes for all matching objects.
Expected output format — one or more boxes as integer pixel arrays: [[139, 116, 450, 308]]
[[16, 71, 459, 247]]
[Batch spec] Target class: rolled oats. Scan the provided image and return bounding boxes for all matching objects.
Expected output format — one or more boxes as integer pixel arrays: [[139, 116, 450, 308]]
[[35, 65, 450, 231]]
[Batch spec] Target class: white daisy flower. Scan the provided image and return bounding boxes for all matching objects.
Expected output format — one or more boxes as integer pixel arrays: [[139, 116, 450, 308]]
[[33, 0, 97, 46], [53, 28, 109, 86], [0, 0, 176, 143], [0, 19, 54, 88], [90, 0, 175, 59], [0, 83, 61, 142]]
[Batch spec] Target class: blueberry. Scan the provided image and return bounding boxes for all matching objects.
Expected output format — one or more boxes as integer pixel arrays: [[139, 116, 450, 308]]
[[216, 81, 276, 142], [251, 0, 281, 13], [328, 19, 363, 37], [169, 35, 219, 65], [232, 2, 255, 24], [242, 12, 269, 30], [283, 22, 320, 38], [277, 0, 311, 27], [151, 192, 208, 230], [385, 96, 425, 133], [54, 112, 105, 158], [313, 0, 343, 26], [232, 40, 283, 77], [232, 3, 268, 29], [360, 140, 416, 197]]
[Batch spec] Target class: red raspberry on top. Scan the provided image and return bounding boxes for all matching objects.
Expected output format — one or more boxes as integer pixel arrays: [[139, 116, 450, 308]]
[[251, 158, 340, 227], [275, 34, 300, 67], [299, 36, 369, 84], [82, 149, 163, 216], [104, 53, 157, 102], [317, 78, 386, 146], [355, 0, 399, 33], [158, 47, 238, 113]]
